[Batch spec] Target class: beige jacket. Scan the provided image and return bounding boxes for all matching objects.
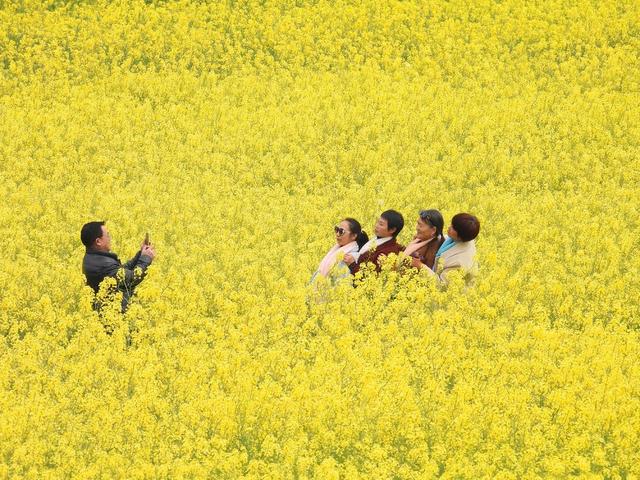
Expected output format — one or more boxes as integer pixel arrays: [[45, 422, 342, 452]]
[[427, 239, 478, 285]]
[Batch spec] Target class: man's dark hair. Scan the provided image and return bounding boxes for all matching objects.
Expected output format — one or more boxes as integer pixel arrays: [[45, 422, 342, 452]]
[[381, 210, 404, 238], [451, 213, 480, 242], [81, 221, 105, 248]]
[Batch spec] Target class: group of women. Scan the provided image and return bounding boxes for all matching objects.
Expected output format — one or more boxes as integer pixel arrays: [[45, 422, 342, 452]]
[[311, 209, 480, 285]]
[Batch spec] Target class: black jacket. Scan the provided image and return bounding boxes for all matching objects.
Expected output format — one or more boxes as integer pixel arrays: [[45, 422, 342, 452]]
[[82, 249, 153, 310]]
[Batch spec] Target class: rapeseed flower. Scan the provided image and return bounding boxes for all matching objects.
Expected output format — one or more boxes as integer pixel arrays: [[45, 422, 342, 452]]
[[1, 0, 639, 477]]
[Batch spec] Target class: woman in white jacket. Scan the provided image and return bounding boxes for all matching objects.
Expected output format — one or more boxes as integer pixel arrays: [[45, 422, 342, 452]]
[[311, 218, 369, 284], [426, 213, 480, 285]]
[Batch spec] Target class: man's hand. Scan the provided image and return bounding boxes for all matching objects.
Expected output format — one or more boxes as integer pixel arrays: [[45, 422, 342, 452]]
[[343, 253, 355, 265], [141, 244, 156, 260]]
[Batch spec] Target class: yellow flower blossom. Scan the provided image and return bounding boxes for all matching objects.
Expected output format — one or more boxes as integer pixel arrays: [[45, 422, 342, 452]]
[[0, 0, 639, 477]]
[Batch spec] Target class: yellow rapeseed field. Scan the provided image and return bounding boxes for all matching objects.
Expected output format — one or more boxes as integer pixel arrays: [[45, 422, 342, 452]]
[[1, 0, 639, 477]]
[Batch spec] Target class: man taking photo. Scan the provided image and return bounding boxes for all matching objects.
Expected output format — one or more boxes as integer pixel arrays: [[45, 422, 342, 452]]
[[81, 221, 156, 313]]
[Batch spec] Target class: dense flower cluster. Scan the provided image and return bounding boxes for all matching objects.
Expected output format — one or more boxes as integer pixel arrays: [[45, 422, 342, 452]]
[[1, 0, 639, 477]]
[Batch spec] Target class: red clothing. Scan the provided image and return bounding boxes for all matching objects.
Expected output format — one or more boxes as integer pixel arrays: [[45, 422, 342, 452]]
[[349, 238, 404, 274]]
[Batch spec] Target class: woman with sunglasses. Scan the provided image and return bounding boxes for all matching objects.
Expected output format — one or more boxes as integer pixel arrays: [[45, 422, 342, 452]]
[[404, 209, 445, 271], [311, 218, 369, 284]]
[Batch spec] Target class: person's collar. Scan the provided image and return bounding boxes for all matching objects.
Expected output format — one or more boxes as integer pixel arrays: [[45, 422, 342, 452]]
[[341, 240, 358, 250], [375, 236, 393, 244], [86, 248, 118, 258], [451, 239, 475, 249]]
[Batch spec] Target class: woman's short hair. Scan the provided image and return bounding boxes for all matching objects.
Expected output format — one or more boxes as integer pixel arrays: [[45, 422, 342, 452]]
[[381, 210, 404, 237], [451, 213, 480, 242]]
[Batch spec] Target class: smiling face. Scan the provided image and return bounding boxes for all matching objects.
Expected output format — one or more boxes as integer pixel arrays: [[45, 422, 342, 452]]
[[416, 216, 436, 241], [335, 220, 357, 247]]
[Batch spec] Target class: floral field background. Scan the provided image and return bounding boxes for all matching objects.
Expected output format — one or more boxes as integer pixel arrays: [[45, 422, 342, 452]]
[[1, 0, 639, 478]]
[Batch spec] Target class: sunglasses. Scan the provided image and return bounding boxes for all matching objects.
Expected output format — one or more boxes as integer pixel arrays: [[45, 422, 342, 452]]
[[334, 226, 348, 236]]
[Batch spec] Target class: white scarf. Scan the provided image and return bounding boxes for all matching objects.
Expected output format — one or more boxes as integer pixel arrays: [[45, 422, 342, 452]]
[[317, 241, 358, 277], [353, 236, 392, 262]]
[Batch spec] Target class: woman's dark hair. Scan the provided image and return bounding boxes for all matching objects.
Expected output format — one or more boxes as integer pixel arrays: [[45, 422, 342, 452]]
[[344, 218, 369, 249], [451, 213, 480, 242], [419, 209, 445, 240], [81, 221, 105, 248], [381, 209, 404, 237]]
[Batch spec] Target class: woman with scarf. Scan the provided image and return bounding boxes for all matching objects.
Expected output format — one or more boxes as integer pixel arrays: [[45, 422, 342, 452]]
[[405, 209, 445, 271], [311, 218, 369, 284], [427, 212, 480, 285]]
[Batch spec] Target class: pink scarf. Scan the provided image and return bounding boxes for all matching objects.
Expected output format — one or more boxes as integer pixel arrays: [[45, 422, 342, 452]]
[[404, 237, 433, 257], [317, 241, 358, 277]]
